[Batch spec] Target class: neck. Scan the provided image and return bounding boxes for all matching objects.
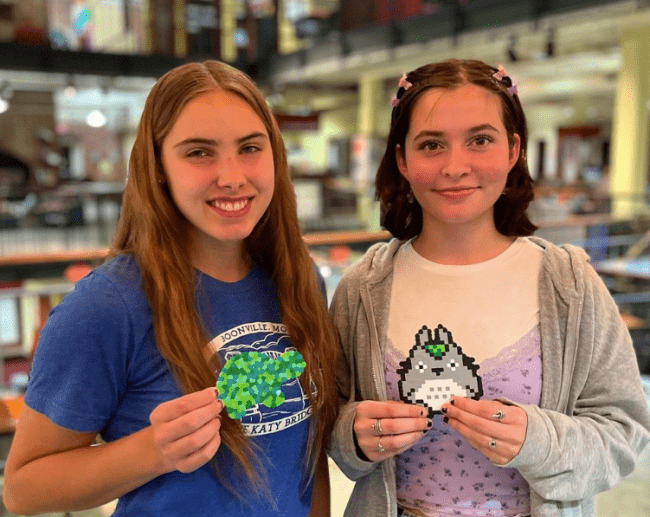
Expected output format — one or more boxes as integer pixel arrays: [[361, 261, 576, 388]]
[[412, 220, 515, 265], [191, 240, 251, 282]]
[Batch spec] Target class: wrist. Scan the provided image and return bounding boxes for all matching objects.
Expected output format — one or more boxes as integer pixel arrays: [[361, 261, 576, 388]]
[[138, 426, 174, 477]]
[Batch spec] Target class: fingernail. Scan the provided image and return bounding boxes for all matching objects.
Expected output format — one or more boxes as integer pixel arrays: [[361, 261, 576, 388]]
[[443, 416, 449, 424], [420, 409, 425, 416], [441, 407, 448, 414], [450, 399, 455, 406], [426, 420, 433, 428]]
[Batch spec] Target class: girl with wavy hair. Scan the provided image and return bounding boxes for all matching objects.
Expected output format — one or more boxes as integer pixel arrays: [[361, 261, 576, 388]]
[[4, 60, 338, 517], [329, 59, 650, 517]]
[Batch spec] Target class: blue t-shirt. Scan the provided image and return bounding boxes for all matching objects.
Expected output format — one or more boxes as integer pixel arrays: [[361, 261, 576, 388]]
[[25, 255, 316, 516]]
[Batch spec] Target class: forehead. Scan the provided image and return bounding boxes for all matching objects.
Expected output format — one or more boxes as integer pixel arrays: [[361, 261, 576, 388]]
[[168, 90, 267, 139], [409, 83, 506, 133]]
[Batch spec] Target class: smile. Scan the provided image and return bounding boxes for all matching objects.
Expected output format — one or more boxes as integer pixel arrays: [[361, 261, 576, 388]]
[[435, 187, 478, 198], [209, 198, 250, 212]]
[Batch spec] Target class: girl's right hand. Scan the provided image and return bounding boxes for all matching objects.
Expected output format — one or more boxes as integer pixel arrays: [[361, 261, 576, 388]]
[[149, 387, 224, 474], [353, 400, 431, 462]]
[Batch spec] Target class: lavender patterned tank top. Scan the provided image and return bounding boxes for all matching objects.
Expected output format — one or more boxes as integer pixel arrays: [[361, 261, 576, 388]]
[[385, 326, 542, 517]]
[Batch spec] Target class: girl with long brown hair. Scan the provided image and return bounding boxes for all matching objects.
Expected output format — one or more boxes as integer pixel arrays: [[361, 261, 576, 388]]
[[3, 60, 338, 517]]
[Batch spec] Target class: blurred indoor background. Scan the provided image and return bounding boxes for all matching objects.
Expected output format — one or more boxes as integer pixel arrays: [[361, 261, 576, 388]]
[[0, 1, 650, 515]]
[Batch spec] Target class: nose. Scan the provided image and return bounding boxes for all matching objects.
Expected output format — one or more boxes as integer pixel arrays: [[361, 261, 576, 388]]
[[441, 145, 470, 179], [215, 154, 246, 191]]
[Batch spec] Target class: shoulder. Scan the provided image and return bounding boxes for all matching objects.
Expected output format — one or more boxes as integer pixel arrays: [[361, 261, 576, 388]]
[[50, 254, 148, 327], [330, 238, 403, 318], [529, 236, 615, 313], [338, 238, 404, 291]]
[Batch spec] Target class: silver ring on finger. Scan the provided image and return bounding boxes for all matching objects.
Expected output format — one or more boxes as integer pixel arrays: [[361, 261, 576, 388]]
[[488, 438, 497, 450], [373, 418, 384, 436], [377, 436, 386, 454], [492, 408, 506, 421]]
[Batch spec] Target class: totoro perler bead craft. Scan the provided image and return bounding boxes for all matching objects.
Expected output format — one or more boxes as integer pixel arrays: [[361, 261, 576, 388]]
[[216, 350, 306, 419], [397, 324, 483, 417]]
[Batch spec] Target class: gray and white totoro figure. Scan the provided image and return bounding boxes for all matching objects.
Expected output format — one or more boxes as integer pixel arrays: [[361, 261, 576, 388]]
[[397, 324, 483, 417]]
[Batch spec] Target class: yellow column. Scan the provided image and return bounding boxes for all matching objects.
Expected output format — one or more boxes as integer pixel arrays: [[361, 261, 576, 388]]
[[277, 0, 307, 55], [174, 0, 186, 57], [352, 75, 385, 231], [610, 25, 650, 218], [220, 0, 237, 62]]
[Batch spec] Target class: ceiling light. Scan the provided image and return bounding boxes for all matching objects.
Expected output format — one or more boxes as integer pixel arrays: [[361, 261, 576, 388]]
[[86, 109, 106, 128], [63, 75, 77, 98], [0, 98, 8, 114], [63, 85, 77, 98]]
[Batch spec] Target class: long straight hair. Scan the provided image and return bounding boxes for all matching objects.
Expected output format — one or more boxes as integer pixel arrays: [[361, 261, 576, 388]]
[[110, 61, 338, 494]]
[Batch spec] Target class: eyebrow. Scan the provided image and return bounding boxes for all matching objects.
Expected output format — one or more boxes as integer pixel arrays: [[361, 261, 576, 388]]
[[413, 124, 500, 140], [173, 132, 268, 148]]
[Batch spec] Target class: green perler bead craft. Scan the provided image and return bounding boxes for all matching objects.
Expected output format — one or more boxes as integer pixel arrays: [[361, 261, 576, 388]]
[[216, 350, 306, 419]]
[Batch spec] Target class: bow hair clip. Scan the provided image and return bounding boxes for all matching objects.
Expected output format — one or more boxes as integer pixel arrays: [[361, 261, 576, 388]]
[[507, 84, 518, 96], [391, 73, 413, 108], [398, 73, 413, 91], [492, 64, 507, 81]]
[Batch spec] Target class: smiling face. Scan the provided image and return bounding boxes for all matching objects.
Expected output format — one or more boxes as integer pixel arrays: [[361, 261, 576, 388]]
[[161, 90, 275, 262], [396, 83, 520, 236]]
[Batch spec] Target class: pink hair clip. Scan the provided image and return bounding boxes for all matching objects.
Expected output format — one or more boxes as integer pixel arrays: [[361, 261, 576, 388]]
[[398, 73, 413, 91], [391, 96, 400, 107], [507, 84, 518, 96], [492, 64, 507, 81]]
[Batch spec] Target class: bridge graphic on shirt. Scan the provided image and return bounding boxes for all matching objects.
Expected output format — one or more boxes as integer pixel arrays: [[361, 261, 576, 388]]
[[207, 322, 312, 436]]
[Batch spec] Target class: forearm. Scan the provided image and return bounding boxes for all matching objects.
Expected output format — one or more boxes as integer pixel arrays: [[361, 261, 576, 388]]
[[505, 404, 650, 500], [4, 426, 167, 515]]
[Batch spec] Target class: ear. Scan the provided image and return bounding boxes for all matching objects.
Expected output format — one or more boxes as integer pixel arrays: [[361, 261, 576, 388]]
[[395, 144, 409, 179], [508, 133, 521, 170]]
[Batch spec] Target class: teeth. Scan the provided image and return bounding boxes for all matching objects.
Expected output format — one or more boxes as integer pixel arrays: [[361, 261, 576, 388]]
[[211, 199, 248, 211]]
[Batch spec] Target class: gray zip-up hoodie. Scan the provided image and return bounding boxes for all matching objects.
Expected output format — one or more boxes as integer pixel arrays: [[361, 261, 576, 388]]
[[328, 236, 650, 517]]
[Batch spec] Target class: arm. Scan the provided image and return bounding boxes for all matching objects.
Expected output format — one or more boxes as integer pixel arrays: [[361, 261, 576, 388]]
[[327, 276, 377, 480], [308, 450, 330, 517], [504, 264, 650, 500], [326, 274, 428, 481], [3, 388, 223, 515], [3, 407, 164, 514]]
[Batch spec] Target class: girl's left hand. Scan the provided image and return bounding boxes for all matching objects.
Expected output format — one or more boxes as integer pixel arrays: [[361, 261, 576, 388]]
[[440, 397, 527, 465]]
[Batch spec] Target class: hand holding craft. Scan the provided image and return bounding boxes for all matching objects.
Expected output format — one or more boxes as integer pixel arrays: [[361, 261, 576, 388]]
[[353, 400, 431, 462], [149, 387, 224, 474], [440, 396, 528, 465]]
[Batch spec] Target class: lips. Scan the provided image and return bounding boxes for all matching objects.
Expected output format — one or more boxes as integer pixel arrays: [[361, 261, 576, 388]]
[[207, 196, 253, 217], [434, 187, 478, 200], [436, 187, 478, 192]]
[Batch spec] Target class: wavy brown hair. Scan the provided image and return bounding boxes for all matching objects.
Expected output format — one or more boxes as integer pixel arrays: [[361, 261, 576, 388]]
[[377, 59, 537, 239], [110, 61, 338, 496]]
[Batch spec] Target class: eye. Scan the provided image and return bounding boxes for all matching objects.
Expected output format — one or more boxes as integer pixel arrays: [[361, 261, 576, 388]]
[[471, 134, 494, 147], [185, 148, 211, 159], [241, 144, 261, 154], [446, 360, 459, 371], [419, 140, 442, 152]]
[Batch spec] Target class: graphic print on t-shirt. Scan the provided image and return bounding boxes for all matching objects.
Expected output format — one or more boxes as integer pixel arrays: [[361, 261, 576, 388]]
[[208, 321, 311, 436], [397, 324, 483, 417], [217, 350, 306, 419]]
